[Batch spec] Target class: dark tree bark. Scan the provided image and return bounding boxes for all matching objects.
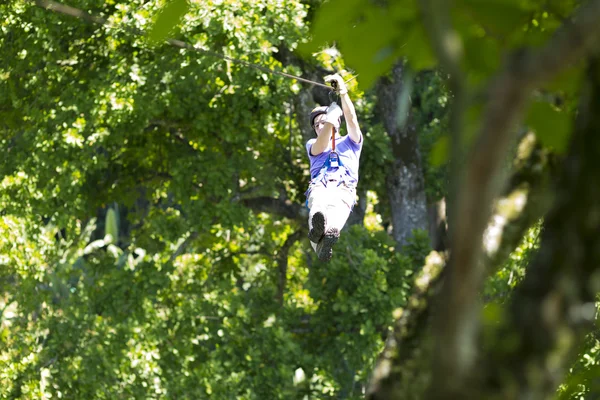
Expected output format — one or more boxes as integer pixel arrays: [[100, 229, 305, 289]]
[[276, 230, 304, 305], [376, 61, 429, 248], [346, 187, 367, 228]]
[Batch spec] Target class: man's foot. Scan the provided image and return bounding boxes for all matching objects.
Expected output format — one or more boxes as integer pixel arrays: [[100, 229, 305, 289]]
[[308, 212, 326, 243], [316, 228, 340, 262]]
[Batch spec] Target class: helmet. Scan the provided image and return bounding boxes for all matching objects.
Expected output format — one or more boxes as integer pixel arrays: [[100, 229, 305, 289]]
[[309, 106, 328, 131]]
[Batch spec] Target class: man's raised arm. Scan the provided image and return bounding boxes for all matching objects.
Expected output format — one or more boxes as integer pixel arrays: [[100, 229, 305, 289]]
[[325, 74, 362, 144]]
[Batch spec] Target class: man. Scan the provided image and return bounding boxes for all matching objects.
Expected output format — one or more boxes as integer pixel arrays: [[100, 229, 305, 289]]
[[305, 73, 363, 262]]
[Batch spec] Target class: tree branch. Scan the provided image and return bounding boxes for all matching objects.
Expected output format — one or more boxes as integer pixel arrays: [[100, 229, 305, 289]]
[[478, 56, 600, 399], [366, 133, 555, 400], [169, 231, 199, 263], [33, 0, 107, 25], [276, 230, 304, 306]]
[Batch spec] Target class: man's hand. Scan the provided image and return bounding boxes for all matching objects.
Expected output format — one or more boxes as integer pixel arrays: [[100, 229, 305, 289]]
[[323, 102, 343, 131], [324, 74, 348, 95], [325, 74, 362, 144]]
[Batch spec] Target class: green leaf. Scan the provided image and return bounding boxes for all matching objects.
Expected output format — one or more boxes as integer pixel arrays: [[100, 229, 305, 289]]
[[430, 135, 449, 166], [463, 36, 500, 80], [482, 302, 503, 325], [105, 208, 119, 244], [525, 100, 572, 153], [300, 0, 431, 89], [0, 327, 8, 344], [298, 0, 364, 55], [147, 0, 190, 44], [302, 0, 416, 89], [545, 64, 584, 95], [400, 21, 437, 72], [458, 0, 527, 37], [340, 9, 401, 89]]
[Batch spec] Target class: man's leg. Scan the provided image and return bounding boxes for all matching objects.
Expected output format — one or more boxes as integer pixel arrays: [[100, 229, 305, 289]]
[[315, 185, 356, 261], [325, 185, 355, 232], [307, 184, 328, 251]]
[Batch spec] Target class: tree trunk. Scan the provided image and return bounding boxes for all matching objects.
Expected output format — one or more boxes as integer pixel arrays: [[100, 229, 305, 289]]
[[377, 61, 429, 248], [346, 187, 367, 228]]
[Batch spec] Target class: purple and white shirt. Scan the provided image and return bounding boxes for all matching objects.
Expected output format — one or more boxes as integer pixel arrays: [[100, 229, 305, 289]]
[[305, 134, 363, 186]]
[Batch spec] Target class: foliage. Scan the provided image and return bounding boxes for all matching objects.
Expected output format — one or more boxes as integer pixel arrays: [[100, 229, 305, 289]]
[[296, 226, 416, 398], [0, 0, 421, 398], [558, 333, 600, 400], [0, 212, 417, 398], [483, 223, 541, 303]]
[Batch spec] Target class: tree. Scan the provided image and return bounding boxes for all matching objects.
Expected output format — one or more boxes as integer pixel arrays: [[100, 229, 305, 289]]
[[2, 0, 600, 399]]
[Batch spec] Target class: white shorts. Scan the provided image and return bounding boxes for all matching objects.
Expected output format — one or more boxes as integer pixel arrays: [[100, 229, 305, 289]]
[[306, 180, 356, 250]]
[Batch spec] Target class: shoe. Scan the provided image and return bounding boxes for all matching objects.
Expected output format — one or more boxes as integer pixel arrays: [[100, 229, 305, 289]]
[[316, 228, 340, 262], [308, 212, 326, 243]]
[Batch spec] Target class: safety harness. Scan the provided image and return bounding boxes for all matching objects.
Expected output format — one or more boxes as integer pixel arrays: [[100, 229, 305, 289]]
[[311, 136, 343, 181], [309, 129, 356, 190]]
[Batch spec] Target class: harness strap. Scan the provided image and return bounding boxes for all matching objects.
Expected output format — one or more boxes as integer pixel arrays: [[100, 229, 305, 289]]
[[331, 130, 335, 152]]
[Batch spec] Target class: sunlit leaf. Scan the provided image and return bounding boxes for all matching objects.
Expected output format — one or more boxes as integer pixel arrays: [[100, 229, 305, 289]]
[[147, 0, 189, 44]]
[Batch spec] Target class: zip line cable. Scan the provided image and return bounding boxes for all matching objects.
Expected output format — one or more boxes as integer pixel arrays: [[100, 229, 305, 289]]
[[31, 0, 336, 90]]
